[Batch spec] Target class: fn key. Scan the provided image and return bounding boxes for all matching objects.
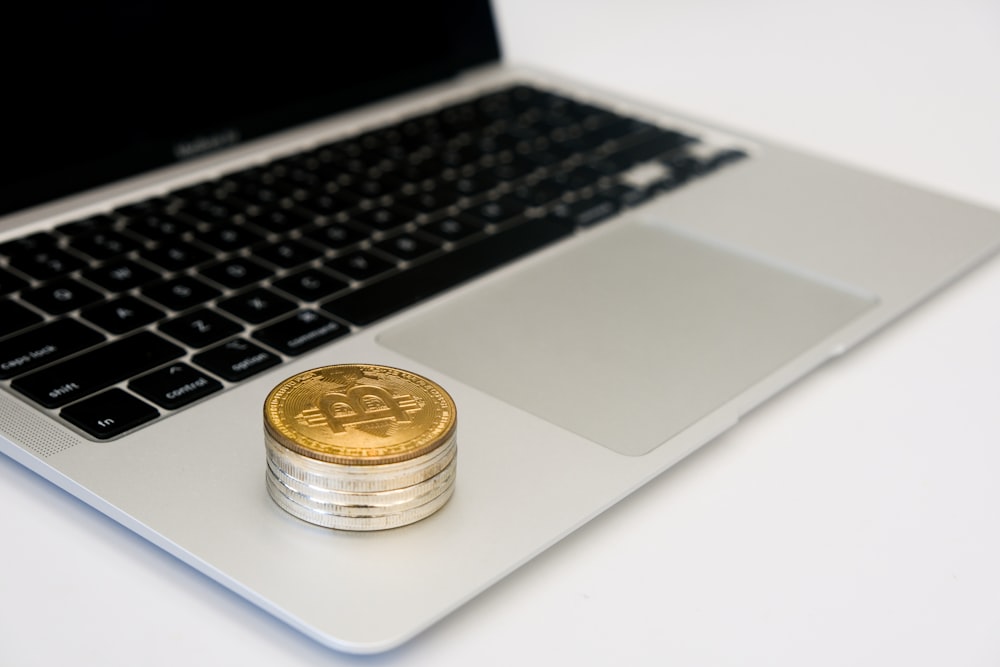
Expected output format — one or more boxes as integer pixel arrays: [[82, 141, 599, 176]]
[[61, 389, 159, 439]]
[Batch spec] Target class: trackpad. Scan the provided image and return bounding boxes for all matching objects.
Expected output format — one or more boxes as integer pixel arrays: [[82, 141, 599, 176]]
[[378, 221, 875, 456]]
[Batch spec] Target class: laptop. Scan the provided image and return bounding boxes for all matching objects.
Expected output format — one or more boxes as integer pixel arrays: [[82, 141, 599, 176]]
[[2, 0, 999, 655]]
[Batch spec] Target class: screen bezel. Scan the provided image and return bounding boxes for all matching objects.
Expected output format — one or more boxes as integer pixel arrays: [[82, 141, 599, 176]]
[[0, 1, 500, 217]]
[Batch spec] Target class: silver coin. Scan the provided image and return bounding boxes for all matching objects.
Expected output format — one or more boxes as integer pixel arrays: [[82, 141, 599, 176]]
[[265, 473, 456, 531], [266, 453, 456, 514], [264, 430, 457, 493]]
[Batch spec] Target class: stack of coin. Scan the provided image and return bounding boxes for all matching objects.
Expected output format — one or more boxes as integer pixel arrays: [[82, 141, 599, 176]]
[[263, 364, 457, 531]]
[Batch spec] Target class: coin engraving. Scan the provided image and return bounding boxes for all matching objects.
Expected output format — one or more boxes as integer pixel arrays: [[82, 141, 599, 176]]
[[265, 364, 456, 465]]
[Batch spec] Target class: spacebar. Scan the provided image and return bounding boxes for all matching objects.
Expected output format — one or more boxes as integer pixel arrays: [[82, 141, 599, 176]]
[[322, 216, 574, 325]]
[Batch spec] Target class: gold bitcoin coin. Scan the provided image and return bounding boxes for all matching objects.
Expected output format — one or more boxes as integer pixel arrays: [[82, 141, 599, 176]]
[[264, 364, 457, 466]]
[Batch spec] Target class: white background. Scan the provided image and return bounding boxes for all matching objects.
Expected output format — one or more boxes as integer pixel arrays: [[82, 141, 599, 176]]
[[3, 1, 999, 664]]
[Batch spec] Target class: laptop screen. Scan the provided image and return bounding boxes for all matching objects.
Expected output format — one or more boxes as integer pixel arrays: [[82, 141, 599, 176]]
[[1, 1, 499, 217]]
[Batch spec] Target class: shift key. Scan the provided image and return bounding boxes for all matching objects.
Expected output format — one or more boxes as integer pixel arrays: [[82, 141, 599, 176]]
[[12, 331, 185, 408]]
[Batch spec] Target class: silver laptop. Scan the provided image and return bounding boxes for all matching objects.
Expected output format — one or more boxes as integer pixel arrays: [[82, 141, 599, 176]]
[[2, 0, 998, 655]]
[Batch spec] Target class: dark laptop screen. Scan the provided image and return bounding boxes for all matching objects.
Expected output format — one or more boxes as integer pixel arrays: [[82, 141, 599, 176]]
[[0, 1, 499, 217]]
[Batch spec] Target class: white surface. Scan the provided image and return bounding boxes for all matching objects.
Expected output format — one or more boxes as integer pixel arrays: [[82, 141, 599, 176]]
[[3, 1, 999, 664]]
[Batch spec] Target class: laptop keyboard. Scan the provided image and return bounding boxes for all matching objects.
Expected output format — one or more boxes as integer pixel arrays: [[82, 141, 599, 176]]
[[0, 84, 746, 440]]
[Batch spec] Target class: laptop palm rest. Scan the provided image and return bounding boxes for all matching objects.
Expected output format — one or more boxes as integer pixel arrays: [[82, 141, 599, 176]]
[[378, 220, 875, 455]]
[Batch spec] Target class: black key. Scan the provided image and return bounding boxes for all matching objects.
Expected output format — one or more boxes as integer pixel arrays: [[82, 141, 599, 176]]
[[182, 198, 245, 225], [217, 287, 296, 324], [200, 257, 274, 289], [0, 232, 58, 257], [374, 232, 441, 262], [395, 157, 447, 183], [0, 299, 43, 338], [557, 130, 610, 157], [439, 145, 484, 169], [298, 191, 356, 218], [0, 319, 105, 379], [600, 129, 694, 171], [460, 197, 526, 226], [550, 195, 620, 227], [587, 117, 648, 144], [661, 153, 706, 180], [302, 221, 369, 250], [247, 206, 314, 234], [253, 309, 349, 355], [81, 295, 166, 334], [125, 213, 193, 242], [325, 150, 388, 178], [601, 182, 656, 208], [60, 388, 160, 440], [703, 148, 748, 171], [0, 267, 28, 296], [551, 118, 607, 150], [322, 216, 573, 325], [453, 173, 499, 197], [473, 130, 519, 156], [142, 275, 221, 311], [341, 174, 402, 199], [9, 248, 87, 281], [349, 206, 412, 232], [158, 308, 243, 348], [422, 216, 484, 243], [395, 188, 460, 215], [229, 178, 288, 208], [590, 156, 630, 176], [55, 215, 116, 237], [21, 278, 103, 315], [325, 251, 396, 281], [485, 155, 538, 182], [509, 179, 566, 208], [279, 166, 321, 190], [142, 240, 213, 271], [82, 259, 159, 293], [552, 165, 604, 191], [69, 230, 140, 261], [130, 363, 223, 410], [12, 331, 184, 408], [199, 223, 263, 252], [272, 268, 348, 301], [252, 239, 322, 269], [520, 146, 567, 168], [192, 337, 281, 382]]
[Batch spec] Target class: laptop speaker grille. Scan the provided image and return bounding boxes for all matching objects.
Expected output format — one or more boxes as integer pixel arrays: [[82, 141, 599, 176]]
[[0, 395, 80, 459]]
